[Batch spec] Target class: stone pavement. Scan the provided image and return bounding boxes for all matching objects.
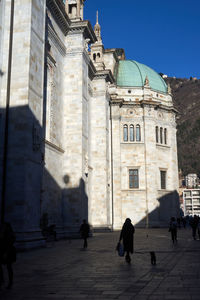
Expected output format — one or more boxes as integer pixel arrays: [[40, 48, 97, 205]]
[[0, 228, 200, 300]]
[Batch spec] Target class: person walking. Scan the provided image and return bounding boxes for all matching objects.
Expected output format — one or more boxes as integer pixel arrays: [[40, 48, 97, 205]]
[[119, 218, 135, 263], [190, 215, 199, 240], [79, 220, 90, 249], [0, 222, 16, 289], [169, 217, 177, 244]]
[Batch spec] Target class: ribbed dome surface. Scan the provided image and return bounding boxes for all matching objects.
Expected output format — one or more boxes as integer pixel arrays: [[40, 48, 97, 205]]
[[115, 60, 167, 93]]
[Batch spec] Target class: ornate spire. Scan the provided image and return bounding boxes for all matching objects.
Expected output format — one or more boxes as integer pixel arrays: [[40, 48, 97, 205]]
[[94, 10, 101, 41], [96, 10, 99, 24]]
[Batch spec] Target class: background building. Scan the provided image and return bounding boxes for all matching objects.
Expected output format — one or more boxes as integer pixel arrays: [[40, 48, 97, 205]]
[[183, 189, 200, 216], [0, 0, 179, 248], [185, 174, 199, 188]]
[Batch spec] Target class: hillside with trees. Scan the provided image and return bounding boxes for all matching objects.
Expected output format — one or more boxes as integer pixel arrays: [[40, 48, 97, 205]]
[[165, 77, 200, 176]]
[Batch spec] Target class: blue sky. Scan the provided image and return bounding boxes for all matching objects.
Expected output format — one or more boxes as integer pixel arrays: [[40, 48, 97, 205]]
[[84, 0, 200, 78]]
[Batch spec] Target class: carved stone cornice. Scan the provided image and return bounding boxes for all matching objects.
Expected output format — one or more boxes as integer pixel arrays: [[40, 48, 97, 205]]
[[158, 104, 179, 114], [109, 98, 123, 107], [140, 99, 161, 107], [47, 52, 56, 67], [69, 21, 97, 43], [88, 60, 96, 80], [140, 100, 178, 114], [47, 0, 70, 35], [48, 24, 66, 56], [93, 69, 115, 83]]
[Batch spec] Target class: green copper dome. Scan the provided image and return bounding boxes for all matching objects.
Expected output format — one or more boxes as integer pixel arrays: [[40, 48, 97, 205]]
[[115, 60, 167, 93]]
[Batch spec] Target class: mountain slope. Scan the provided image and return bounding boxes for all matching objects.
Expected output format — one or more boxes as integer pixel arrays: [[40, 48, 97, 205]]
[[165, 77, 200, 176]]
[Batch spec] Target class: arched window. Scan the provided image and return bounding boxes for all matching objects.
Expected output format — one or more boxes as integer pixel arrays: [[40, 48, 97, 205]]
[[164, 128, 167, 144], [97, 53, 100, 58], [130, 125, 134, 141], [136, 124, 141, 141], [93, 53, 96, 62], [123, 125, 128, 142], [156, 126, 159, 143], [160, 127, 163, 144]]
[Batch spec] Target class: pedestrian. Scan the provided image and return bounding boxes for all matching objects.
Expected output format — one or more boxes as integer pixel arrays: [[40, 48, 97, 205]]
[[79, 219, 90, 249], [119, 218, 135, 263], [0, 222, 16, 289], [169, 217, 177, 244], [181, 216, 186, 229], [190, 215, 199, 240]]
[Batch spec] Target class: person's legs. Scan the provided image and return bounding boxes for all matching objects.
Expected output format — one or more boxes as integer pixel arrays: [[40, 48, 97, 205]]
[[7, 263, 13, 288], [0, 264, 4, 286], [171, 231, 175, 243], [192, 227, 197, 240], [174, 230, 177, 242], [125, 251, 131, 263], [83, 237, 87, 248]]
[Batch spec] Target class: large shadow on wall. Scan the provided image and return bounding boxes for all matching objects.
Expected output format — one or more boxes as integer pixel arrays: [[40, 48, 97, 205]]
[[0, 105, 88, 245], [135, 190, 181, 228]]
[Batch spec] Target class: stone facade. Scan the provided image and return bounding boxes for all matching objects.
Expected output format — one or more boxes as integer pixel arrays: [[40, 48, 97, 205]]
[[0, 0, 179, 248]]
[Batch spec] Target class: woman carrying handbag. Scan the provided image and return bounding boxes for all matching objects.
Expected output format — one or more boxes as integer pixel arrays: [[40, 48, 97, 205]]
[[119, 218, 135, 263]]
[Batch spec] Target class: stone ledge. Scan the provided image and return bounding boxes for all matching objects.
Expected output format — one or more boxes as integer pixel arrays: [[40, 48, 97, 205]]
[[45, 139, 65, 153]]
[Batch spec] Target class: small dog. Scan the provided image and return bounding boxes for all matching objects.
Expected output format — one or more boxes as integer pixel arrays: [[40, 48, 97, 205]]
[[150, 251, 156, 265]]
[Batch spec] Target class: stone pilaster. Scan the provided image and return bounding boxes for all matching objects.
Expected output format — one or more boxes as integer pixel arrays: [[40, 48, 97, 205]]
[[0, 0, 46, 248]]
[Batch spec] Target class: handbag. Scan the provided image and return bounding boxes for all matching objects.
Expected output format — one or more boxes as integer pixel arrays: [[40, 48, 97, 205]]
[[116, 242, 124, 257]]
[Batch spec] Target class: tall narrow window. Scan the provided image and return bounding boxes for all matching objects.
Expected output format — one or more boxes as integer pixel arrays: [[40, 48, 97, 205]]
[[130, 125, 134, 141], [160, 170, 166, 189], [164, 128, 167, 144], [45, 65, 53, 141], [160, 127, 163, 144], [123, 124, 128, 142], [129, 169, 139, 188], [156, 126, 159, 143], [136, 124, 141, 141]]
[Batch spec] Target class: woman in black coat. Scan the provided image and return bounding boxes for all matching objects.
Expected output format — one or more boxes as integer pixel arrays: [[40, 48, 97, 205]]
[[119, 218, 135, 263]]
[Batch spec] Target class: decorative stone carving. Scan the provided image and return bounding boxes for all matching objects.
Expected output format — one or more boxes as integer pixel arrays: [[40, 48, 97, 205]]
[[84, 38, 90, 52], [144, 76, 150, 87]]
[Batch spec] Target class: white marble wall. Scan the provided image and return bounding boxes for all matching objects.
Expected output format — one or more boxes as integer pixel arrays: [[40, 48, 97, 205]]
[[110, 86, 179, 228], [62, 30, 90, 232], [89, 77, 111, 228], [0, 0, 46, 247]]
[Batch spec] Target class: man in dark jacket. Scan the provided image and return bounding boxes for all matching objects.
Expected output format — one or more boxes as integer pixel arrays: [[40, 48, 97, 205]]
[[119, 218, 135, 263], [190, 215, 199, 240], [79, 220, 90, 249]]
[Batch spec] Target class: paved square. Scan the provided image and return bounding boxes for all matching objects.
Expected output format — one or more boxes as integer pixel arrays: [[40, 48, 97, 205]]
[[0, 228, 200, 299]]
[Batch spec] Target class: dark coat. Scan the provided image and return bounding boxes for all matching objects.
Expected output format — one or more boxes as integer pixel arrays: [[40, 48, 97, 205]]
[[80, 223, 90, 238], [0, 223, 16, 265], [120, 220, 135, 253]]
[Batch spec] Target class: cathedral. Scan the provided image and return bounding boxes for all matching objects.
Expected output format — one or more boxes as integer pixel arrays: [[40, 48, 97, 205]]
[[0, 0, 179, 248]]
